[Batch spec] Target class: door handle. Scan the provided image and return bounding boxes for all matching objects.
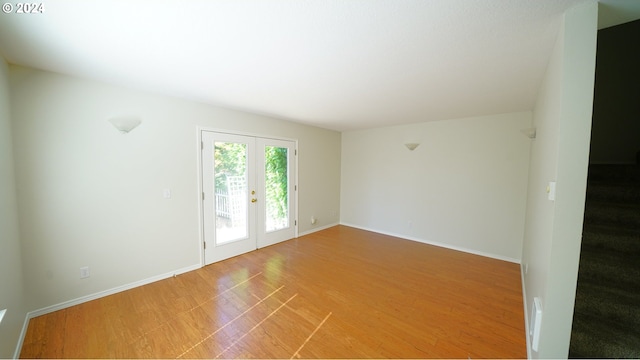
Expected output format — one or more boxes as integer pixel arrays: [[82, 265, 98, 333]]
[[251, 198, 257, 203]]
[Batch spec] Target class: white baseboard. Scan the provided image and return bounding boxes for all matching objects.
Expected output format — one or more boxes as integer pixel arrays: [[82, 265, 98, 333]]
[[14, 263, 201, 358], [521, 264, 532, 360], [339, 222, 521, 264], [13, 225, 522, 358], [297, 222, 340, 237], [14, 314, 30, 359]]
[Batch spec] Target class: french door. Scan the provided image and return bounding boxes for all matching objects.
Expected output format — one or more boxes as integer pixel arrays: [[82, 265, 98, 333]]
[[201, 131, 296, 265]]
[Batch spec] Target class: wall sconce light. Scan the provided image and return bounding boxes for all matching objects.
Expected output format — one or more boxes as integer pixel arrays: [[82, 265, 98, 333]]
[[108, 116, 142, 134], [404, 143, 420, 151], [521, 127, 536, 139]]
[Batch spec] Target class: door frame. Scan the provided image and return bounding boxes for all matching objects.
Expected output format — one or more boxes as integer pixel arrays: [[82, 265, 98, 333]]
[[196, 127, 299, 267]]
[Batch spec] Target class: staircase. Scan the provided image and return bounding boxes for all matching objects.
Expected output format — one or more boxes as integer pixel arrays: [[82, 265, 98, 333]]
[[569, 164, 640, 358]]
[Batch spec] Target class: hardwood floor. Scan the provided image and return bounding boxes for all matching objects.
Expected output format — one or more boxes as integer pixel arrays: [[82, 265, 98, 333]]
[[20, 225, 526, 358]]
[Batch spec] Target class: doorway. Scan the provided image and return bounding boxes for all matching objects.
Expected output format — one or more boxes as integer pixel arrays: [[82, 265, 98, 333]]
[[201, 131, 297, 265]]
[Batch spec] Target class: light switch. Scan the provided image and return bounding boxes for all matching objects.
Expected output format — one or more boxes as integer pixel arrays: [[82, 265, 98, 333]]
[[163, 189, 172, 199], [547, 182, 556, 201]]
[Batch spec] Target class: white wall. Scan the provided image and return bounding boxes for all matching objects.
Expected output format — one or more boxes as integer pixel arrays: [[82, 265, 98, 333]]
[[341, 112, 532, 262], [9, 66, 341, 313], [521, 2, 597, 358], [0, 58, 27, 358]]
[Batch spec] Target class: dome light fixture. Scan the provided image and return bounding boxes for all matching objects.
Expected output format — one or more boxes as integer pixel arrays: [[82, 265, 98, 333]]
[[108, 116, 142, 134], [404, 142, 420, 151]]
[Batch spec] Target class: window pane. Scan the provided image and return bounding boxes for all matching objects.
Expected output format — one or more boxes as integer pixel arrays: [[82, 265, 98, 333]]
[[214, 141, 248, 243], [265, 146, 288, 232]]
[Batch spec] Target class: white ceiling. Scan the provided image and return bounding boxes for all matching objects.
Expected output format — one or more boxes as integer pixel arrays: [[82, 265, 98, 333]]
[[0, 0, 637, 132]]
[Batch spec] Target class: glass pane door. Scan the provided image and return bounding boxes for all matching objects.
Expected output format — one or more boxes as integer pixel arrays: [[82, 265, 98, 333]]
[[214, 141, 248, 243], [202, 132, 256, 265], [257, 138, 296, 248], [202, 132, 295, 265]]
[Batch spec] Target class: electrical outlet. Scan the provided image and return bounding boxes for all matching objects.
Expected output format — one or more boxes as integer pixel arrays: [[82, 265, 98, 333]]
[[80, 266, 90, 279]]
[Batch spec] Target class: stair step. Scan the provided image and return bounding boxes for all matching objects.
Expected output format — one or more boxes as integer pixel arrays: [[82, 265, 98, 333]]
[[570, 164, 640, 359], [582, 224, 640, 253], [583, 201, 640, 228], [570, 313, 640, 358], [588, 164, 640, 183], [573, 281, 640, 328], [586, 182, 640, 203], [576, 253, 640, 291]]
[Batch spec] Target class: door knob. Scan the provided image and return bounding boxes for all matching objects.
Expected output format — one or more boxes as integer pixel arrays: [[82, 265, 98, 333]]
[[251, 198, 257, 203]]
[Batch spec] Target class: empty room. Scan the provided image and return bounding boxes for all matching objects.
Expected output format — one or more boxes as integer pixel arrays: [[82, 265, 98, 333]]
[[1, 0, 635, 359]]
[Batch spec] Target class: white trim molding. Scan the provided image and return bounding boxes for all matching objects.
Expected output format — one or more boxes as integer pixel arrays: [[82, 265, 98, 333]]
[[340, 222, 521, 264], [521, 263, 532, 359], [297, 222, 340, 237], [14, 263, 200, 358]]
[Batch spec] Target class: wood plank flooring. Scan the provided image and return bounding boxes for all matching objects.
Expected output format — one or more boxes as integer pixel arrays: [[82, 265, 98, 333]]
[[20, 225, 526, 358]]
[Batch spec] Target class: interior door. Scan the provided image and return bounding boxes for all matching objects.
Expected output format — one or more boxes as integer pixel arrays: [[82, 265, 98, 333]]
[[202, 131, 296, 265], [202, 132, 256, 265]]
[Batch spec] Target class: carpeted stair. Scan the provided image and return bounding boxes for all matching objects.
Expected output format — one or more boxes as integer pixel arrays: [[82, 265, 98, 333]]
[[569, 164, 640, 358]]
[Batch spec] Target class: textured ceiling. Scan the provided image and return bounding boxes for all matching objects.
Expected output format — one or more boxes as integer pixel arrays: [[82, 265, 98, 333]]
[[0, 0, 606, 131]]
